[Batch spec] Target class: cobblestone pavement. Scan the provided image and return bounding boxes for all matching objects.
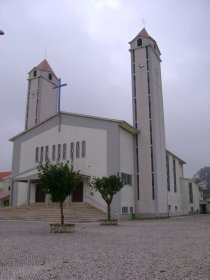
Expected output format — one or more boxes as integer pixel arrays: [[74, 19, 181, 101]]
[[0, 215, 210, 280]]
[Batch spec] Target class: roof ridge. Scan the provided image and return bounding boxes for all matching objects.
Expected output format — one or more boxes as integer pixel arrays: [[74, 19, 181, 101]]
[[0, 172, 11, 179], [36, 59, 56, 76], [138, 27, 149, 37]]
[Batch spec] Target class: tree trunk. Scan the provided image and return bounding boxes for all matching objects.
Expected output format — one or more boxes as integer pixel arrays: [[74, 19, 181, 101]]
[[107, 202, 111, 221], [59, 201, 64, 225]]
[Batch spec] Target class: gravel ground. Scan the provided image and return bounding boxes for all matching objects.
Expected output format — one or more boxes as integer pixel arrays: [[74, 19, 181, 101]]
[[0, 215, 210, 280]]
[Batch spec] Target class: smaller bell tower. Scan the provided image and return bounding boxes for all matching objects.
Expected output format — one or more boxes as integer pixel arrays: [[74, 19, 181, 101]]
[[25, 59, 59, 130]]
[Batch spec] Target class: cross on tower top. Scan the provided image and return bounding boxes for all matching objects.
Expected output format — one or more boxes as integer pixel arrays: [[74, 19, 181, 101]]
[[141, 15, 147, 28], [53, 78, 67, 113]]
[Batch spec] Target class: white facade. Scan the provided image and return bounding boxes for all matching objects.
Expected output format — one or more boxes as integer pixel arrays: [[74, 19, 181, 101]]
[[10, 113, 136, 217], [10, 28, 201, 219]]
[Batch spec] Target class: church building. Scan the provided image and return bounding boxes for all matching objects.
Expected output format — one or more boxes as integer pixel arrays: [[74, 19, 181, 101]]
[[9, 28, 200, 218]]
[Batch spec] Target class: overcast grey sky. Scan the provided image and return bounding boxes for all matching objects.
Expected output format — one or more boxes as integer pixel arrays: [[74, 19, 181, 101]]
[[0, 0, 210, 177]]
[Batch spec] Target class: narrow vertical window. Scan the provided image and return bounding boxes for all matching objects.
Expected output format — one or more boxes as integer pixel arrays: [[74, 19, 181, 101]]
[[40, 146, 44, 162], [189, 183, 193, 203], [57, 144, 61, 161], [45, 146, 49, 161], [134, 98, 137, 122], [146, 59, 149, 71], [63, 143, 66, 160], [70, 142, 74, 159], [133, 63, 135, 74], [146, 46, 149, 59], [137, 174, 140, 200], [82, 141, 86, 158], [76, 142, 80, 158], [133, 75, 136, 98], [52, 145, 56, 161], [173, 158, 177, 192], [136, 147, 139, 173], [135, 135, 138, 147], [35, 147, 39, 162], [148, 96, 152, 119], [150, 147, 154, 172], [152, 173, 155, 200], [150, 134, 153, 146], [149, 120, 152, 135], [147, 72, 150, 93], [132, 50, 135, 63], [166, 154, 170, 191]]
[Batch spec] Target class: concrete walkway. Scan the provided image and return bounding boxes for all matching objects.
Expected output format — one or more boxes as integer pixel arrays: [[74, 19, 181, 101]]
[[0, 215, 210, 280]]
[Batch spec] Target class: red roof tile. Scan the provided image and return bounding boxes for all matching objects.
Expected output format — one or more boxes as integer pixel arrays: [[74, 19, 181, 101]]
[[0, 172, 11, 180], [138, 28, 149, 37], [36, 59, 56, 76]]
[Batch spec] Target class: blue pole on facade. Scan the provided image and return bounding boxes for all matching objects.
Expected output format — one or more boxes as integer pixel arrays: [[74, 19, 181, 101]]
[[58, 78, 61, 113]]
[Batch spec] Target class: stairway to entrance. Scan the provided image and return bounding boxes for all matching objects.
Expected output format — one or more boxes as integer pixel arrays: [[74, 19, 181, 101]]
[[0, 202, 107, 223]]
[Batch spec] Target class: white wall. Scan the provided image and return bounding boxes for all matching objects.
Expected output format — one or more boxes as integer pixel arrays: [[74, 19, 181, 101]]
[[19, 124, 107, 178], [119, 128, 135, 215], [30, 183, 36, 204], [180, 178, 200, 214], [26, 69, 58, 129], [17, 123, 107, 206], [38, 77, 57, 124], [167, 154, 182, 216], [17, 182, 28, 205], [27, 78, 39, 129]]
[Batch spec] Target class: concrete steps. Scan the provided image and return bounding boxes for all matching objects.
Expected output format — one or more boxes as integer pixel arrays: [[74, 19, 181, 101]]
[[0, 202, 107, 223]]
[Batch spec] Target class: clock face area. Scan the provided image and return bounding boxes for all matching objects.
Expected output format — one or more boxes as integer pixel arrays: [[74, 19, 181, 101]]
[[30, 91, 37, 99], [137, 63, 145, 71]]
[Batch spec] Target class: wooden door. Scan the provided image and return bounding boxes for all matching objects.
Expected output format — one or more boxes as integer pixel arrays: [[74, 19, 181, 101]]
[[35, 184, 45, 202], [72, 182, 83, 202]]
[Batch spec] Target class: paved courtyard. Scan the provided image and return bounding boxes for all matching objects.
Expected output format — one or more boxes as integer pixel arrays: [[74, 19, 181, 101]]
[[0, 215, 210, 280]]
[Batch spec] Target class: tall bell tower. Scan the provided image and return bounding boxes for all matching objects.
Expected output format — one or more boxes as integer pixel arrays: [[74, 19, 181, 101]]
[[129, 28, 168, 217], [25, 59, 59, 130]]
